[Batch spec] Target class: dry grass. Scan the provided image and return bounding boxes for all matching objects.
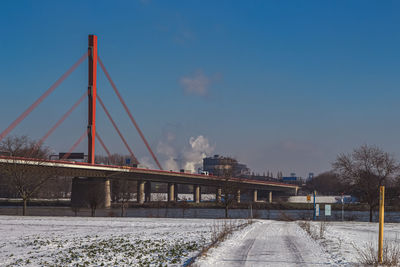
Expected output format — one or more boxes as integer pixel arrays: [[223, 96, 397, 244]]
[[298, 220, 328, 240], [353, 239, 400, 266], [208, 219, 253, 251], [319, 220, 328, 239], [189, 219, 254, 266]]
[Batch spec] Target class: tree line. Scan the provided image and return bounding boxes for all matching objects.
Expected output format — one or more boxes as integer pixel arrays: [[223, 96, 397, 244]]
[[305, 144, 400, 222]]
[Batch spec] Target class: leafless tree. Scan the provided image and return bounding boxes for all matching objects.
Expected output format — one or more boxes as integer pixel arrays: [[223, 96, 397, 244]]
[[86, 181, 105, 217], [111, 179, 136, 217], [0, 135, 54, 215], [0, 135, 50, 158], [333, 145, 399, 222], [71, 205, 80, 216], [180, 196, 190, 218], [220, 167, 242, 218]]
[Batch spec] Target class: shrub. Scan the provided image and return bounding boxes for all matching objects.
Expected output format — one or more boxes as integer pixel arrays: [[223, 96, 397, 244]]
[[354, 239, 400, 266]]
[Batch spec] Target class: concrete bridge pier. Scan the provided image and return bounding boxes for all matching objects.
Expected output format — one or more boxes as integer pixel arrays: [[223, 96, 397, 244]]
[[253, 189, 258, 202], [216, 188, 222, 203], [194, 185, 201, 203], [168, 183, 175, 202], [104, 179, 111, 208], [137, 181, 145, 204]]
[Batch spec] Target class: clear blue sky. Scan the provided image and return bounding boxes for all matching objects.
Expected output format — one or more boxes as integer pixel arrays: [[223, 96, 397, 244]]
[[0, 1, 399, 177]]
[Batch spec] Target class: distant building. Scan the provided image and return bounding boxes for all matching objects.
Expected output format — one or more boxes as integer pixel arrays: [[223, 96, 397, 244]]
[[203, 155, 250, 177]]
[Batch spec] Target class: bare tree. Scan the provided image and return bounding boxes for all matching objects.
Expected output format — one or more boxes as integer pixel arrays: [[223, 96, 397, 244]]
[[180, 196, 190, 218], [333, 145, 399, 222], [0, 135, 54, 216], [220, 167, 242, 218], [0, 135, 50, 159], [111, 179, 136, 217], [86, 181, 105, 217]]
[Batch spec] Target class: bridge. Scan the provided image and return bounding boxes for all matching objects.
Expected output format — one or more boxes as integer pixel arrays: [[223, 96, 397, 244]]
[[0, 35, 298, 208]]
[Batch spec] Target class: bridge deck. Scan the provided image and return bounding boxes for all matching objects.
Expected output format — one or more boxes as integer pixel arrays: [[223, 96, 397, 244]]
[[0, 156, 298, 192]]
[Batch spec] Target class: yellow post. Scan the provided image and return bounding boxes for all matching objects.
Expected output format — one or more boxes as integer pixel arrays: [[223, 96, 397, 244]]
[[378, 186, 385, 264]]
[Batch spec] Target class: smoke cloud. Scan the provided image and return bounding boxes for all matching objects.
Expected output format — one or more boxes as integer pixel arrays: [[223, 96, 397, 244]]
[[138, 156, 156, 169], [182, 136, 214, 171], [157, 135, 214, 173]]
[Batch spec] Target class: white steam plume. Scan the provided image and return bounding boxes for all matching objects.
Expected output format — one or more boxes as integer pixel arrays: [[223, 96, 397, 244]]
[[183, 136, 214, 172], [157, 135, 214, 172]]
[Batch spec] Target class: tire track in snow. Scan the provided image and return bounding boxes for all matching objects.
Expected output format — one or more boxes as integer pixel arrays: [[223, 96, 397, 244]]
[[239, 237, 257, 263], [284, 235, 305, 265], [197, 220, 336, 266]]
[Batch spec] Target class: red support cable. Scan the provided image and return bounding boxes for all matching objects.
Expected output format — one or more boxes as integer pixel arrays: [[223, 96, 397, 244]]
[[61, 129, 89, 160], [95, 131, 112, 158], [98, 56, 163, 170], [37, 90, 88, 148], [97, 94, 138, 164], [0, 52, 88, 142]]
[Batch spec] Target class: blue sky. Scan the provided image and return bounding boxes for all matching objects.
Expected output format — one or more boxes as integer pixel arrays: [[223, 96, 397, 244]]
[[0, 1, 399, 177]]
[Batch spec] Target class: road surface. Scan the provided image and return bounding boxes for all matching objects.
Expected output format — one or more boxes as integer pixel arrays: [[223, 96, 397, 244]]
[[197, 220, 336, 266]]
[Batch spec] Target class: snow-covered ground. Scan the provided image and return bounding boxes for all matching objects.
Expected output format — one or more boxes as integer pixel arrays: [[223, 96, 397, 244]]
[[314, 221, 400, 265], [0, 216, 246, 266], [196, 220, 335, 266], [1, 216, 399, 266], [196, 220, 400, 266]]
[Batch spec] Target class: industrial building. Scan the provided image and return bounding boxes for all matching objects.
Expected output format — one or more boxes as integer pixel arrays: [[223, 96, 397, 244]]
[[202, 155, 250, 177]]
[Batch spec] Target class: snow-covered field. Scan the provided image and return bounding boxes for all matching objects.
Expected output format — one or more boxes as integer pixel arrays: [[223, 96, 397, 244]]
[[0, 216, 247, 266], [1, 216, 399, 266], [197, 220, 400, 266], [315, 221, 400, 265]]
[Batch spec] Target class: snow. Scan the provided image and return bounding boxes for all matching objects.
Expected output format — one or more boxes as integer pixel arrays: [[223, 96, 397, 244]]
[[196, 220, 400, 266], [196, 220, 335, 266], [1, 216, 399, 266], [0, 216, 246, 266], [310, 221, 400, 265]]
